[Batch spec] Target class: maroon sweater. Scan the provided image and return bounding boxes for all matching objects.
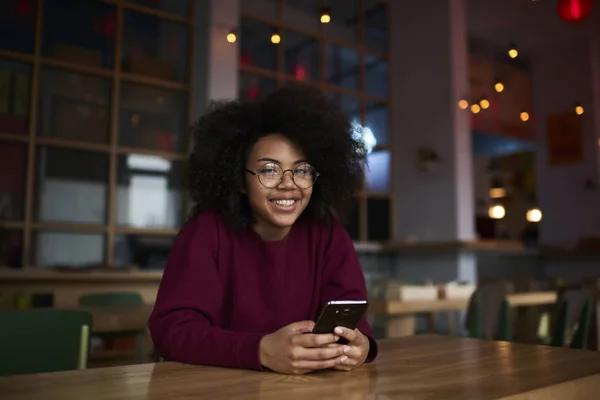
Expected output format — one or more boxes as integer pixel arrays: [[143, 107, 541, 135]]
[[148, 211, 378, 370]]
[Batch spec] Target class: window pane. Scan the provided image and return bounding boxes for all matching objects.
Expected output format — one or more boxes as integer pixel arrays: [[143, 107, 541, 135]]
[[240, 19, 277, 71], [364, 0, 387, 51], [342, 197, 360, 241], [241, 0, 277, 19], [35, 147, 108, 224], [116, 154, 184, 228], [126, 0, 190, 16], [284, 31, 320, 82], [284, 0, 319, 32], [0, 59, 31, 136], [33, 231, 104, 268], [38, 68, 112, 144], [326, 45, 359, 91], [43, 0, 116, 69], [327, 0, 359, 44], [365, 55, 387, 98], [0, 229, 23, 268], [123, 11, 189, 82], [113, 234, 174, 270], [367, 198, 390, 241], [0, 142, 27, 220], [365, 102, 389, 147], [119, 83, 187, 152], [239, 73, 277, 102], [329, 92, 360, 123], [0, 0, 37, 53], [365, 149, 390, 193]]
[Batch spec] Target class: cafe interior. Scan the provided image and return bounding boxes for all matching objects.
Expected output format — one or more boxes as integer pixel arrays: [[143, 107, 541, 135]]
[[2, 0, 600, 398]]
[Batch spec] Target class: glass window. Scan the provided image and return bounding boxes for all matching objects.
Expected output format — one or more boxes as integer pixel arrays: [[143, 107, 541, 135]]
[[284, 31, 321, 82], [327, 0, 359, 44], [0, 59, 31, 136], [241, 0, 278, 20], [0, 142, 27, 221], [365, 149, 390, 193], [115, 154, 184, 228], [113, 234, 174, 270], [284, 0, 319, 32], [239, 73, 277, 102], [43, 0, 116, 69], [365, 55, 387, 98], [326, 45, 359, 91], [0, 0, 38, 54], [367, 198, 390, 241], [342, 197, 360, 241], [33, 231, 105, 267], [122, 10, 189, 82], [126, 0, 190, 17], [365, 102, 389, 147], [0, 229, 23, 268], [38, 68, 112, 144], [329, 92, 360, 123], [364, 0, 387, 52], [119, 83, 187, 153], [240, 19, 278, 71], [35, 147, 108, 224]]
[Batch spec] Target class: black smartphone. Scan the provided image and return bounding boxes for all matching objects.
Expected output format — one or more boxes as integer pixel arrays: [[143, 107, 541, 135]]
[[312, 300, 368, 344]]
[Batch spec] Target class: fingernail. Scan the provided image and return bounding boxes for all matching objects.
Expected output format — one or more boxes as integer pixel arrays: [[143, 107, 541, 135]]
[[335, 327, 343, 334], [340, 356, 348, 363], [333, 335, 339, 341], [343, 346, 351, 353]]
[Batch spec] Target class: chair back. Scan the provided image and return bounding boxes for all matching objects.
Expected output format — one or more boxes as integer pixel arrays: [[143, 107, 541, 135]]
[[0, 309, 92, 376]]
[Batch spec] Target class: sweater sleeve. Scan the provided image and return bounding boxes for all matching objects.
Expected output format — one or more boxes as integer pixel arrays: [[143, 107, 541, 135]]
[[148, 213, 264, 370], [319, 219, 379, 363]]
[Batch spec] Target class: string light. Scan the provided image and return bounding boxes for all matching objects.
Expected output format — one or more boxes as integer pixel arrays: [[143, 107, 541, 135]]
[[471, 104, 481, 114], [271, 30, 281, 44], [508, 43, 518, 59], [520, 111, 530, 122], [575, 103, 584, 115], [480, 98, 490, 110], [458, 99, 469, 110], [494, 81, 504, 93], [320, 7, 331, 24], [226, 30, 236, 43]]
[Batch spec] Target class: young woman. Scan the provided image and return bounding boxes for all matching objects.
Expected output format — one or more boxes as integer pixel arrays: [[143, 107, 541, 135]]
[[148, 85, 378, 375]]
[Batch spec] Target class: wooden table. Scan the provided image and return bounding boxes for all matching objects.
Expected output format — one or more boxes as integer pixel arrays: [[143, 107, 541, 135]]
[[370, 291, 558, 338], [2, 335, 600, 399]]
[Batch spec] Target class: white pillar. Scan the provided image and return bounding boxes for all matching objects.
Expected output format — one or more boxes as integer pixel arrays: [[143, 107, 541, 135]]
[[532, 38, 600, 247], [390, 0, 475, 243]]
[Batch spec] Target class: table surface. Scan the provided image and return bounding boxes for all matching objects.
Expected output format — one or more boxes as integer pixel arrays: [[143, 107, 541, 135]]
[[2, 335, 600, 400]]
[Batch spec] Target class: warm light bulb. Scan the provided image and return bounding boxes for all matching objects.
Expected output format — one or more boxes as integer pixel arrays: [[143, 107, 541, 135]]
[[480, 99, 490, 109], [226, 32, 236, 43], [575, 104, 584, 115], [508, 48, 518, 59], [470, 104, 481, 114], [526, 208, 542, 223], [494, 82, 504, 93], [271, 33, 281, 44], [489, 205, 506, 219], [458, 99, 469, 110], [320, 13, 331, 23], [520, 111, 529, 122]]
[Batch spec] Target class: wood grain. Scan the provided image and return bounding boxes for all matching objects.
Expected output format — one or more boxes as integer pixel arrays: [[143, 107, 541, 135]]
[[2, 335, 600, 399]]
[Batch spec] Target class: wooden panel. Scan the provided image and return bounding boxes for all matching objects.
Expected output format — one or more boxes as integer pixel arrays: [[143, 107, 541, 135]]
[[2, 335, 600, 399]]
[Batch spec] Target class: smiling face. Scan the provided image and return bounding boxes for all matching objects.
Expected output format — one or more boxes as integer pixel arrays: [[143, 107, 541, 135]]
[[243, 134, 315, 241]]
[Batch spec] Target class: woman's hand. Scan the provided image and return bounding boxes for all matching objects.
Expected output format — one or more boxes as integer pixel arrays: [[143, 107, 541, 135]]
[[331, 327, 370, 371], [259, 321, 347, 375]]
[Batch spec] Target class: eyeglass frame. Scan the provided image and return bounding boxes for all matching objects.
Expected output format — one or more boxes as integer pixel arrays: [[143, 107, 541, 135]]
[[245, 163, 321, 189]]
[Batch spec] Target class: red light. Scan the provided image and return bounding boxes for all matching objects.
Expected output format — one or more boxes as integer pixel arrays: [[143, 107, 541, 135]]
[[557, 0, 594, 23], [103, 15, 115, 37], [295, 64, 306, 80], [247, 85, 258, 100], [17, 0, 31, 16]]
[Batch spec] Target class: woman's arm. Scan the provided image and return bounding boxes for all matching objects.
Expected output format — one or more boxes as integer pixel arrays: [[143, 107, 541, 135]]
[[148, 213, 263, 370], [319, 219, 379, 363]]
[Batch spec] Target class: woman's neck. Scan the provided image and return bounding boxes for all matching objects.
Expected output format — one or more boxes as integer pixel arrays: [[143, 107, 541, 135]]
[[252, 223, 291, 242]]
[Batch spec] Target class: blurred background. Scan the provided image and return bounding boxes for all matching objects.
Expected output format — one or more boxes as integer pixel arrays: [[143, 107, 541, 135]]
[[1, 0, 600, 371]]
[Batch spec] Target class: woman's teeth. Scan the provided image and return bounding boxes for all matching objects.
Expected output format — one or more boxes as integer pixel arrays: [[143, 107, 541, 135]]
[[271, 199, 296, 207]]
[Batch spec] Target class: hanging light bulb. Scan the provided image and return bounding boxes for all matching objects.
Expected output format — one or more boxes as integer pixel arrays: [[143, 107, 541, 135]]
[[480, 98, 490, 110], [508, 43, 518, 59], [271, 30, 281, 44], [226, 29, 236, 43], [520, 111, 530, 122], [320, 7, 331, 23], [489, 205, 506, 219], [575, 102, 584, 115], [458, 99, 469, 110], [494, 80, 505, 93], [471, 104, 481, 114]]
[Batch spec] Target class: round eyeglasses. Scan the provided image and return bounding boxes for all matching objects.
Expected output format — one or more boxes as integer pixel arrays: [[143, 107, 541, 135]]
[[245, 163, 320, 189]]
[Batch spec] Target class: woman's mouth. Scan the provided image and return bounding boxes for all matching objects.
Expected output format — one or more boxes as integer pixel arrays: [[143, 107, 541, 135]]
[[269, 199, 299, 212]]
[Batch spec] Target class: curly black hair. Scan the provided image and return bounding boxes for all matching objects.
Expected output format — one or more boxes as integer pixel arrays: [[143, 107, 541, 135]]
[[188, 84, 366, 230]]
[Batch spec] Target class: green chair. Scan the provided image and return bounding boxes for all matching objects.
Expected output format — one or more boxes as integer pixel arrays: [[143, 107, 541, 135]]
[[549, 292, 594, 349], [78, 292, 146, 364], [0, 309, 92, 376]]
